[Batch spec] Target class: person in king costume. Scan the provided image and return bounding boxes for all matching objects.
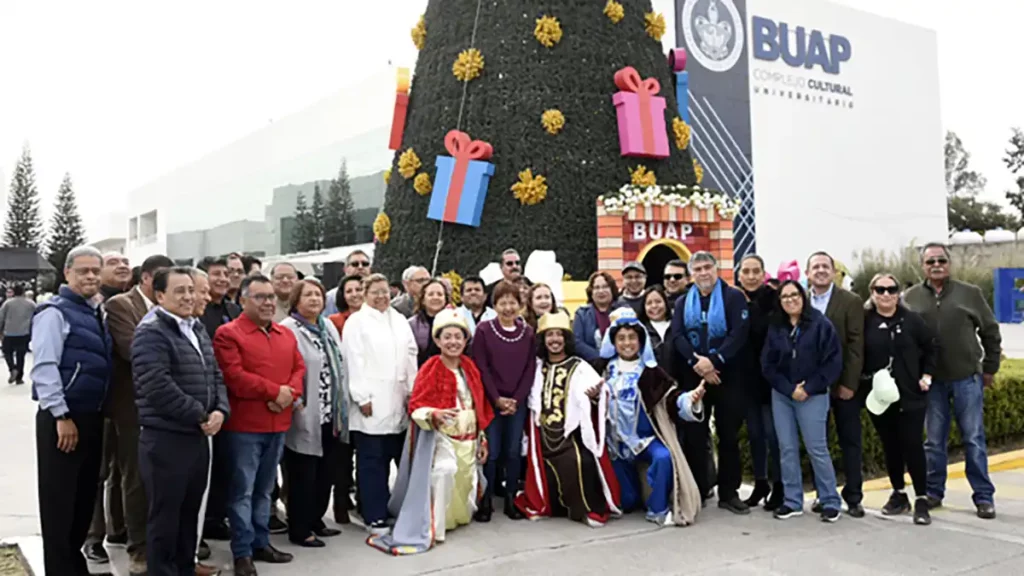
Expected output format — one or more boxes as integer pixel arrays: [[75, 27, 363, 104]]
[[368, 309, 494, 555], [596, 308, 706, 526], [515, 311, 622, 527]]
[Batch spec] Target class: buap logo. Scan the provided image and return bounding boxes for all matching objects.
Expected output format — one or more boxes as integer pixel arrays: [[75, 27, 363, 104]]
[[682, 0, 745, 73], [751, 17, 851, 75]]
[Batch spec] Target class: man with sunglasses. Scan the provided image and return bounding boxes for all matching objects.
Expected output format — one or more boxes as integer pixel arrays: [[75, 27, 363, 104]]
[[805, 251, 865, 518], [904, 243, 1001, 519], [485, 248, 523, 307], [324, 250, 372, 316], [392, 265, 430, 318], [663, 260, 690, 309], [226, 253, 247, 305]]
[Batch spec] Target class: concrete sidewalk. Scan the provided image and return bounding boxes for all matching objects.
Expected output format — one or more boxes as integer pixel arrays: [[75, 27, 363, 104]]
[[4, 356, 1024, 575]]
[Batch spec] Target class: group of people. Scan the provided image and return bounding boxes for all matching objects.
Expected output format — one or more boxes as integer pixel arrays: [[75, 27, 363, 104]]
[[31, 241, 1002, 575]]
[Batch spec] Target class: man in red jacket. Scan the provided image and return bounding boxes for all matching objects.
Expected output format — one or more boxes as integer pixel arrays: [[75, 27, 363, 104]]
[[213, 274, 305, 576]]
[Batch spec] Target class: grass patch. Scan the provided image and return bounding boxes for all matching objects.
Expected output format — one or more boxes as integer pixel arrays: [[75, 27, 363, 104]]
[[0, 545, 29, 576]]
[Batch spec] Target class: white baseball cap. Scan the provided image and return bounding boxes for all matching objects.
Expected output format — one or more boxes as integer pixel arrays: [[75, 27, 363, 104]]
[[866, 369, 900, 415]]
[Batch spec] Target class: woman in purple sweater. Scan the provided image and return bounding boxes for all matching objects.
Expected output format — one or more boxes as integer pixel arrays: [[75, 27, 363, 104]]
[[471, 280, 537, 522]]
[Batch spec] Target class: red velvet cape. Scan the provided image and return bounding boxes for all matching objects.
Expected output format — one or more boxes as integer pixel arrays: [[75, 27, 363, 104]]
[[409, 355, 495, 431]]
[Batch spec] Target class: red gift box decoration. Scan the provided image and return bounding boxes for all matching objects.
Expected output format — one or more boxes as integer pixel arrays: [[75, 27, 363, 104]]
[[612, 66, 670, 159], [389, 68, 411, 150]]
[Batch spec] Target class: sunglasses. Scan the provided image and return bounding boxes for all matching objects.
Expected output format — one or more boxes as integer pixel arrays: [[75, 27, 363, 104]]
[[872, 285, 900, 295], [924, 258, 948, 266], [349, 261, 370, 268], [504, 260, 521, 268], [664, 273, 687, 281]]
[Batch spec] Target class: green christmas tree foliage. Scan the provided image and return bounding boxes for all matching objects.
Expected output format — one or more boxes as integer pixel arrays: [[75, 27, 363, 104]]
[[324, 159, 356, 248], [310, 183, 326, 250], [373, 1, 697, 279], [47, 173, 87, 283], [4, 146, 44, 250], [293, 191, 318, 252]]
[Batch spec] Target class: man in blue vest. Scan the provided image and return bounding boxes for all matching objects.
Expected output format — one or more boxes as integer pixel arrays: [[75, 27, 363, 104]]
[[31, 245, 113, 576]]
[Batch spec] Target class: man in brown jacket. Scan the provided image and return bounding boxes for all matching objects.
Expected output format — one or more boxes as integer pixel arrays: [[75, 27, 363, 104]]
[[806, 251, 865, 517], [103, 254, 174, 575]]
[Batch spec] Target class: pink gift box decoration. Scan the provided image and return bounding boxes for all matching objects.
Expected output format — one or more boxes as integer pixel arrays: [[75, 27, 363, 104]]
[[612, 66, 670, 159]]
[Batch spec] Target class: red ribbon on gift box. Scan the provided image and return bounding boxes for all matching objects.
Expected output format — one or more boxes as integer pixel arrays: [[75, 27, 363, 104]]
[[443, 130, 493, 222], [614, 67, 661, 155]]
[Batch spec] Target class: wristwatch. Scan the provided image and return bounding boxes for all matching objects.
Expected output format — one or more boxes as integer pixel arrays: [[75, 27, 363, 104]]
[[55, 414, 69, 421]]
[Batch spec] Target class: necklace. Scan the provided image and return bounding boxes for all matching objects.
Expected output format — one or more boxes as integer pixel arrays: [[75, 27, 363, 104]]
[[489, 319, 525, 343]]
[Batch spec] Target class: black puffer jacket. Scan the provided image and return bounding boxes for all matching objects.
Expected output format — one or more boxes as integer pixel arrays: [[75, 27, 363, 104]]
[[862, 305, 937, 411], [738, 285, 776, 404], [132, 309, 230, 434]]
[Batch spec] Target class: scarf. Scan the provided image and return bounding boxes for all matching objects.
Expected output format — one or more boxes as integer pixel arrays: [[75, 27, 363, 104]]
[[292, 312, 350, 443], [683, 280, 726, 352], [410, 355, 494, 432]]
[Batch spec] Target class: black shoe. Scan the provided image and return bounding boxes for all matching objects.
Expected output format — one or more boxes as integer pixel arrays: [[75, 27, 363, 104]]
[[718, 496, 751, 515], [821, 508, 841, 523], [494, 482, 507, 499], [367, 520, 390, 535], [83, 541, 109, 563], [253, 545, 293, 563], [504, 497, 524, 520], [744, 480, 771, 507], [924, 495, 943, 510], [313, 526, 342, 537], [846, 502, 865, 518], [234, 557, 258, 576], [913, 498, 932, 525], [810, 499, 823, 514], [198, 539, 212, 561], [474, 497, 493, 523], [292, 536, 326, 548], [773, 505, 803, 520], [881, 491, 911, 516], [763, 482, 784, 512], [976, 502, 996, 519], [203, 519, 232, 541], [268, 515, 288, 535], [7, 374, 14, 384]]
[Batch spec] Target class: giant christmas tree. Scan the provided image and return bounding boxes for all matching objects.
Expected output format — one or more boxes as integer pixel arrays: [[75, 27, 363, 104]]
[[374, 0, 700, 280]]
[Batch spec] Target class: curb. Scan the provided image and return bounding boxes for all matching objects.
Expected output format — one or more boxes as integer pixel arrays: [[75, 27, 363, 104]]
[[862, 449, 1024, 492]]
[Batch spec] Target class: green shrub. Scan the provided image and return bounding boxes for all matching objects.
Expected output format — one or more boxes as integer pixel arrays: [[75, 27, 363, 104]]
[[738, 358, 1024, 481]]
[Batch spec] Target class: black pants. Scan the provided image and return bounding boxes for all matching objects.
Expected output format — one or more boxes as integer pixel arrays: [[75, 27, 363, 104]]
[[870, 405, 927, 496], [678, 376, 745, 502], [830, 392, 865, 505], [331, 440, 355, 516], [37, 410, 103, 576], [205, 431, 230, 528], [138, 427, 209, 576], [285, 423, 338, 542], [353, 432, 405, 524], [2, 334, 29, 380]]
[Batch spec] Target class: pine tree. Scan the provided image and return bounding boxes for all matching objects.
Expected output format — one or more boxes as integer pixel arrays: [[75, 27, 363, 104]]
[[293, 191, 317, 252], [310, 183, 326, 250], [324, 159, 356, 248], [1003, 127, 1024, 223], [374, 1, 699, 279], [4, 145, 44, 249], [46, 173, 88, 283]]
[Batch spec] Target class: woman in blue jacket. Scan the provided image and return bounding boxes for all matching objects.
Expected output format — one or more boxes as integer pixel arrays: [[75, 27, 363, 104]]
[[573, 271, 624, 361], [760, 280, 843, 522]]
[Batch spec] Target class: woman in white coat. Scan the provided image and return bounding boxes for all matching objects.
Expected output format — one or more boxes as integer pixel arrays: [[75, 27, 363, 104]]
[[341, 273, 418, 535], [280, 278, 348, 547]]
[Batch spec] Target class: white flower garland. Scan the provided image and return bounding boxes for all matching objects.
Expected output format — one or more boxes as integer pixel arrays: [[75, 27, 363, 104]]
[[598, 184, 741, 219]]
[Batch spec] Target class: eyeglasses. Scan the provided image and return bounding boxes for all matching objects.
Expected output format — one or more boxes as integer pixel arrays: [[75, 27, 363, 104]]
[[664, 274, 686, 281], [504, 260, 520, 268], [349, 261, 370, 268], [780, 294, 802, 302], [872, 285, 900, 295], [924, 258, 948, 266], [367, 288, 390, 297], [411, 277, 430, 285], [247, 294, 274, 303]]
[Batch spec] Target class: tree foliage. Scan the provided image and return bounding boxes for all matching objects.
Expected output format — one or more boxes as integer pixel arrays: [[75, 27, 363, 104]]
[[310, 183, 325, 250], [945, 131, 987, 197], [947, 195, 1018, 233], [1003, 127, 1024, 222], [324, 159, 356, 248], [46, 173, 87, 283], [292, 191, 318, 252], [4, 145, 44, 249]]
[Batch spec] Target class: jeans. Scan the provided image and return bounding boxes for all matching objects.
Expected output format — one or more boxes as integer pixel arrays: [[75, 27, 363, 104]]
[[747, 401, 780, 483], [772, 390, 841, 512], [484, 403, 528, 500], [225, 431, 286, 559], [870, 405, 927, 496], [925, 374, 995, 505], [353, 431, 405, 524]]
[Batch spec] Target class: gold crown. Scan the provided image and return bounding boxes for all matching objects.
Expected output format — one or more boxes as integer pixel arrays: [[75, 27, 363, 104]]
[[537, 311, 572, 334]]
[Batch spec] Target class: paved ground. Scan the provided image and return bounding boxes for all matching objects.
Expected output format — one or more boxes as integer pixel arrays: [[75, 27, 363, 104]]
[[4, 350, 1024, 575]]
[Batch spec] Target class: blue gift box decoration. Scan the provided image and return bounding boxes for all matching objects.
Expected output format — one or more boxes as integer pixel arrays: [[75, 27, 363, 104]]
[[427, 130, 495, 228]]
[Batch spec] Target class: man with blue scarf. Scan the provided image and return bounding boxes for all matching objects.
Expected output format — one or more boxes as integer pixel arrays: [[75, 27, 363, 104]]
[[670, 251, 750, 514]]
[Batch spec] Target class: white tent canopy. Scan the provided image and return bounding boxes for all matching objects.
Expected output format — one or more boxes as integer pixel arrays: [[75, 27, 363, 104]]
[[260, 243, 375, 278]]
